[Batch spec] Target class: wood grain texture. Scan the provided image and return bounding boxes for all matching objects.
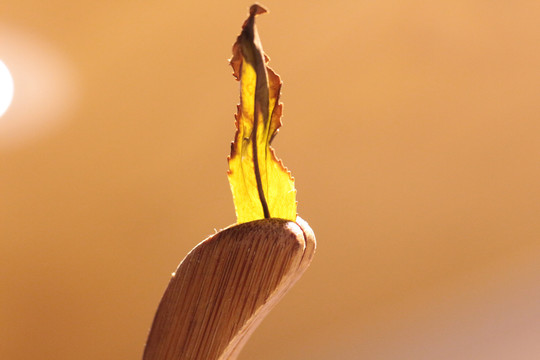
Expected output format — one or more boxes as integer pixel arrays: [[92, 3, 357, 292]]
[[143, 217, 316, 360]]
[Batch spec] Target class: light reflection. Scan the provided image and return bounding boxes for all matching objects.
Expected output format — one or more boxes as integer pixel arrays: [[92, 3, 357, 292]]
[[0, 59, 14, 117], [0, 25, 78, 150]]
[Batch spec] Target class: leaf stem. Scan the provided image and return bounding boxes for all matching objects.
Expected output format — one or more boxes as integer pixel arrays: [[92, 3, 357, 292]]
[[252, 106, 271, 219]]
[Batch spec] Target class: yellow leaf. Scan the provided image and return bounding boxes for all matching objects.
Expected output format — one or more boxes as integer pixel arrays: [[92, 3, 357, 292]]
[[228, 4, 297, 224]]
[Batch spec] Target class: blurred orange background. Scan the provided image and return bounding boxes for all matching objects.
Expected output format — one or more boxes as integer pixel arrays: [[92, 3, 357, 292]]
[[1, 1, 540, 359]]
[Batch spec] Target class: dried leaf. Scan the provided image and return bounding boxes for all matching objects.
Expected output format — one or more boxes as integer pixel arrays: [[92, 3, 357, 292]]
[[228, 4, 296, 223], [143, 217, 316, 360]]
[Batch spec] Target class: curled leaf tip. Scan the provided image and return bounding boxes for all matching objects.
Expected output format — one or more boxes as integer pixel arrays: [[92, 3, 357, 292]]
[[250, 4, 268, 16], [227, 5, 297, 224]]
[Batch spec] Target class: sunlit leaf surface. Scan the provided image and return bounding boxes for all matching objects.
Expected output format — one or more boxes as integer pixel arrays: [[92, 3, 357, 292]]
[[228, 5, 296, 223]]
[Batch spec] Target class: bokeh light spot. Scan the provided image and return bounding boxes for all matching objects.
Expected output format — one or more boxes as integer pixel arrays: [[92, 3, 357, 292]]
[[0, 59, 14, 117]]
